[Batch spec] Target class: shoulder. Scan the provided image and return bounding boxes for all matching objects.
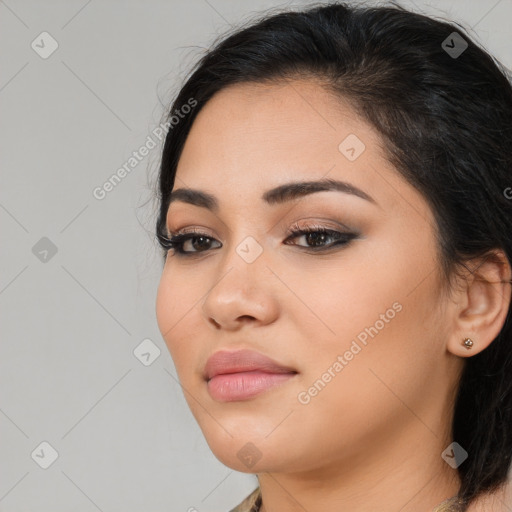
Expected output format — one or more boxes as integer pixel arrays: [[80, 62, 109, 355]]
[[229, 487, 261, 512]]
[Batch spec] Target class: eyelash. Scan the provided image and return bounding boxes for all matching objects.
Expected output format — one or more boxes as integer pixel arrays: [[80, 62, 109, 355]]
[[161, 223, 357, 257]]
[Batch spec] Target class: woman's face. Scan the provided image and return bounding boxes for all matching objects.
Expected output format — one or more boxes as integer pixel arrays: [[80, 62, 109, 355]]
[[156, 79, 463, 475]]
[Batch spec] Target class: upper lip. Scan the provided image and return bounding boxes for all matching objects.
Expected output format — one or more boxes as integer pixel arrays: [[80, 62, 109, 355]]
[[204, 349, 297, 381]]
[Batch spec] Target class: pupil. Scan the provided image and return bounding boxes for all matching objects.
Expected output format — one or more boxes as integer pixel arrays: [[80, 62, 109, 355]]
[[307, 232, 326, 247], [193, 236, 210, 250]]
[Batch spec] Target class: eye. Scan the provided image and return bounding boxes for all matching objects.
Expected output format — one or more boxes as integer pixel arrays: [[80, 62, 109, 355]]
[[160, 223, 358, 257], [283, 223, 357, 250], [163, 230, 221, 255]]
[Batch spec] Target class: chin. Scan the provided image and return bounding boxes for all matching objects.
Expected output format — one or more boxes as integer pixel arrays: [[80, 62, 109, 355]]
[[199, 419, 300, 474]]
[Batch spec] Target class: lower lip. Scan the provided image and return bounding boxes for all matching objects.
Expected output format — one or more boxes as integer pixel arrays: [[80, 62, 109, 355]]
[[206, 371, 296, 402]]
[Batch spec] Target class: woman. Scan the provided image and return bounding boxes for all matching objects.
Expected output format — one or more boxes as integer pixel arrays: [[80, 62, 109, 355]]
[[154, 2, 512, 511]]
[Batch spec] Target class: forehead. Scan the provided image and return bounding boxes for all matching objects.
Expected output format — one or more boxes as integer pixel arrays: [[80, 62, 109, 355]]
[[172, 79, 426, 220], [177, 80, 375, 182]]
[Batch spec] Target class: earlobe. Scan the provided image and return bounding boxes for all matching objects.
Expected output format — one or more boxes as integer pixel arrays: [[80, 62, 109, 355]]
[[447, 250, 512, 358]]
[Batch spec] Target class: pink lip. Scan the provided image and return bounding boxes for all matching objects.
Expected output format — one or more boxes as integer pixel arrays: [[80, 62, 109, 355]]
[[204, 349, 297, 402]]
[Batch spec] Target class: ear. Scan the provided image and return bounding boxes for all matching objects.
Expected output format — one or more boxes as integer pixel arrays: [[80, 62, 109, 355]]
[[447, 250, 512, 358]]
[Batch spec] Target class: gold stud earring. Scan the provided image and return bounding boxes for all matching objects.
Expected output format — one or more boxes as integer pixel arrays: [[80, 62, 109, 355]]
[[462, 338, 474, 349]]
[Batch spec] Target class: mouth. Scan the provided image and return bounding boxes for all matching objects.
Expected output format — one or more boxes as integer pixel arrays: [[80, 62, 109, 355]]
[[203, 349, 298, 402], [206, 370, 297, 402]]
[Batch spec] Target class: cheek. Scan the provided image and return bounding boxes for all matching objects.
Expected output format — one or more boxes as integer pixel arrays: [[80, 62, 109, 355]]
[[279, 253, 399, 353], [155, 270, 199, 367], [156, 264, 202, 328], [292, 237, 441, 389], [155, 272, 176, 342], [288, 274, 440, 455]]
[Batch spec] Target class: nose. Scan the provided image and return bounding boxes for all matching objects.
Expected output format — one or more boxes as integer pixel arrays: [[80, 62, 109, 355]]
[[201, 240, 280, 331]]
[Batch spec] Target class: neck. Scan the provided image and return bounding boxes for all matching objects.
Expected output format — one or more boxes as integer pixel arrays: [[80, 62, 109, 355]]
[[257, 425, 461, 512]]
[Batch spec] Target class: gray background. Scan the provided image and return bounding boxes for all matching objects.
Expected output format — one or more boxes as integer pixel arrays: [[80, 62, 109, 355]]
[[1, 0, 511, 511]]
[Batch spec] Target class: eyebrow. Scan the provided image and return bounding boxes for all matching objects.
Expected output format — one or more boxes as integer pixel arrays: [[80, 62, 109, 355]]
[[167, 178, 377, 213]]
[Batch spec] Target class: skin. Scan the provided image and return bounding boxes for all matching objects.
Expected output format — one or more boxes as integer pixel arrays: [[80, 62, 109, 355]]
[[155, 79, 512, 512]]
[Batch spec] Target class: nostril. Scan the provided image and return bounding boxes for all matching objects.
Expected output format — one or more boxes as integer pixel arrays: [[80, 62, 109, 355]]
[[209, 318, 221, 329], [238, 315, 256, 322]]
